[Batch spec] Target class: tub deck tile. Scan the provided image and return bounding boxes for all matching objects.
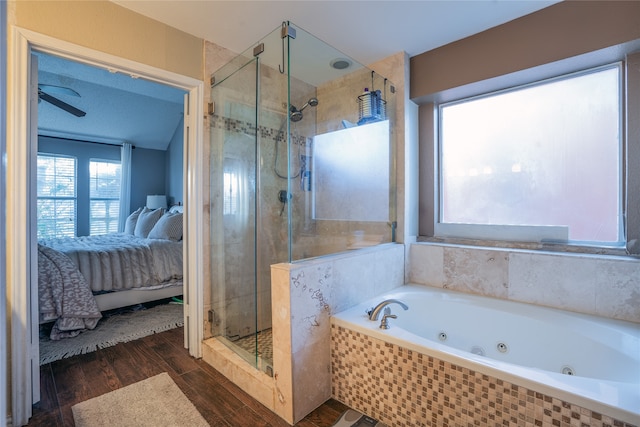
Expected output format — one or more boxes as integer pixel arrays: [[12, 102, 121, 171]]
[[330, 325, 638, 427]]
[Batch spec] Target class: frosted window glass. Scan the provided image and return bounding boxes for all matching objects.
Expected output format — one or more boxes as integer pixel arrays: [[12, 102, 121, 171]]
[[439, 65, 621, 245], [313, 120, 389, 221]]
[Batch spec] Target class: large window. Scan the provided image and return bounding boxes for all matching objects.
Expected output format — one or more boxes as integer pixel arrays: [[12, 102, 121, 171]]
[[37, 154, 77, 238], [437, 64, 622, 247], [89, 159, 121, 235]]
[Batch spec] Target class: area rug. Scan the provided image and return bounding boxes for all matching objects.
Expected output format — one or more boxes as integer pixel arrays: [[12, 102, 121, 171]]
[[40, 303, 183, 365], [72, 372, 209, 427]]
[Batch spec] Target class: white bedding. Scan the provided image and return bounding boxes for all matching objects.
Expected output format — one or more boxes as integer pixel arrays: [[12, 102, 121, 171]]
[[38, 233, 183, 293]]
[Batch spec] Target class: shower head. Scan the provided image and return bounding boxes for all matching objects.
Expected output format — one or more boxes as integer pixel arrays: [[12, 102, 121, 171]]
[[289, 97, 319, 122], [290, 108, 303, 122], [302, 97, 319, 110]]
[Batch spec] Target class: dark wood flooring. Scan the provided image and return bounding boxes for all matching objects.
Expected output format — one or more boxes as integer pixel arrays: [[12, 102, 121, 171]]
[[29, 327, 350, 426]]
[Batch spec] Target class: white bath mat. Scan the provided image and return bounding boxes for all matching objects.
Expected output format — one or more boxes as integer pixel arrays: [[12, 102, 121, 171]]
[[332, 409, 387, 427]]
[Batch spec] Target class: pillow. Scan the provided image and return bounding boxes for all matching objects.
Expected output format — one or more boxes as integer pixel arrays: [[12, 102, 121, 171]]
[[133, 207, 164, 238], [148, 212, 183, 241], [123, 207, 143, 234]]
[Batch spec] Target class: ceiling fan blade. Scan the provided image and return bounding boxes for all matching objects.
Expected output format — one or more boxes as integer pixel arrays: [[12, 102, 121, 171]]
[[38, 90, 86, 117], [38, 84, 81, 97]]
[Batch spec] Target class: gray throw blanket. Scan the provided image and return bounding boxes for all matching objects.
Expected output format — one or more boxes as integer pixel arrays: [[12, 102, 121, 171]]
[[38, 244, 102, 340]]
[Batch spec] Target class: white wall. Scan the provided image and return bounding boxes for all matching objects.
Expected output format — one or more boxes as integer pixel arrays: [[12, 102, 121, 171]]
[[1, 0, 8, 423]]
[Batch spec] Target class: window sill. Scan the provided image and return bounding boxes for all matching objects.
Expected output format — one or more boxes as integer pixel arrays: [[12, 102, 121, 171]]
[[417, 236, 638, 259]]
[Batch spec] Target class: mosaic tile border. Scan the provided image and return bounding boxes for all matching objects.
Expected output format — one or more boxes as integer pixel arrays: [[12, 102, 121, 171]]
[[211, 114, 309, 147], [330, 325, 637, 427]]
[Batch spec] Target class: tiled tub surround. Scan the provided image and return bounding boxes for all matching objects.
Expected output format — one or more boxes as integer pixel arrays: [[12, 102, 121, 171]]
[[330, 286, 640, 426], [331, 325, 638, 427], [408, 243, 640, 324]]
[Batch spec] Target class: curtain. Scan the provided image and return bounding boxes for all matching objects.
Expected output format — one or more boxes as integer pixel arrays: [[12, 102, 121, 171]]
[[118, 142, 132, 232]]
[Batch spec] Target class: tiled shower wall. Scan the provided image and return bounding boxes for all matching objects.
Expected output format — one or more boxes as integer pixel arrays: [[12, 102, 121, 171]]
[[208, 111, 310, 338], [331, 325, 638, 427]]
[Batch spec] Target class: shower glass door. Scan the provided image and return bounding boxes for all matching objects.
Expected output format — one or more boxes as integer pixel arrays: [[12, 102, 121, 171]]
[[208, 21, 396, 375], [284, 22, 397, 261], [209, 25, 289, 373], [209, 51, 264, 370]]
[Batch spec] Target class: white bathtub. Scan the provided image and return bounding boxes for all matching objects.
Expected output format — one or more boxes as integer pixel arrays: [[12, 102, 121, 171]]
[[331, 284, 640, 425]]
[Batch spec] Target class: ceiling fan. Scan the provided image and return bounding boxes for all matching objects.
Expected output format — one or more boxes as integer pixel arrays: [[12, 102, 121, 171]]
[[38, 84, 86, 117]]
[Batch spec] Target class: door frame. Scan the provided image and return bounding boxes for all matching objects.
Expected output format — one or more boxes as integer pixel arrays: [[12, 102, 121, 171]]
[[7, 26, 205, 425]]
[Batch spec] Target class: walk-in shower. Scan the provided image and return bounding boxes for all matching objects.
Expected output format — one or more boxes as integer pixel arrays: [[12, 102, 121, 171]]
[[208, 21, 396, 373]]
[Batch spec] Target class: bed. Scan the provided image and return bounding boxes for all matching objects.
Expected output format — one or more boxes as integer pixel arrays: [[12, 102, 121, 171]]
[[38, 206, 184, 339]]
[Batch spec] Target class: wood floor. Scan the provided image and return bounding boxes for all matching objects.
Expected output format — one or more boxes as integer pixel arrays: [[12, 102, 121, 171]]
[[29, 327, 350, 426]]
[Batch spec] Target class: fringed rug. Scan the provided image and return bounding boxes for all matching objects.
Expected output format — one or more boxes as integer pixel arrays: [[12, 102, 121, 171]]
[[72, 372, 208, 427], [40, 303, 183, 365]]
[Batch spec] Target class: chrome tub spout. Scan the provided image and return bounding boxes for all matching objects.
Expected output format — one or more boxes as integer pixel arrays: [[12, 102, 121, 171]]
[[368, 299, 409, 321]]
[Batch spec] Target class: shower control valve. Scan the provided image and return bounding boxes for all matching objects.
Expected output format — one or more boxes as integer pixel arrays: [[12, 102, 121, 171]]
[[278, 190, 292, 203]]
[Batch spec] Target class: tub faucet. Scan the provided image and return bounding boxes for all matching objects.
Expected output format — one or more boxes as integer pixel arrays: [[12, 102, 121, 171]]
[[379, 310, 397, 329], [367, 299, 409, 321]]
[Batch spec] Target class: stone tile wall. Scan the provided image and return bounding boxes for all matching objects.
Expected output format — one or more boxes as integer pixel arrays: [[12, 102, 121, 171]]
[[409, 243, 640, 324], [272, 243, 405, 423]]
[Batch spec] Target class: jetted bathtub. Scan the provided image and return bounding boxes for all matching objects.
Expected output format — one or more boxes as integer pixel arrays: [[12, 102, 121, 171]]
[[331, 285, 640, 425]]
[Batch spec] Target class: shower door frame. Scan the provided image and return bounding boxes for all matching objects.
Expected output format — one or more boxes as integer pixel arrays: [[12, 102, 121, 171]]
[[209, 53, 266, 370], [209, 29, 300, 371]]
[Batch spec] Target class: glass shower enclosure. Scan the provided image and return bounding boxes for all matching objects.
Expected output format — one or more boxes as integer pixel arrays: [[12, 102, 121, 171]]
[[208, 21, 396, 373]]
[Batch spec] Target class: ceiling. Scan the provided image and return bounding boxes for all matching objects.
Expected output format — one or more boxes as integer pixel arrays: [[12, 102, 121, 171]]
[[37, 51, 186, 150], [112, 0, 558, 67], [37, 1, 558, 151]]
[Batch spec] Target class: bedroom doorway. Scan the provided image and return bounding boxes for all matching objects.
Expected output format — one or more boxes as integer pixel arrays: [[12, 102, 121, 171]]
[[8, 28, 205, 426], [35, 50, 187, 358]]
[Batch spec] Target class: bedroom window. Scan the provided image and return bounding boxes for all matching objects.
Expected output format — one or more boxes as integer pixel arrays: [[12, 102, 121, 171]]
[[437, 63, 622, 247], [89, 159, 121, 235], [37, 154, 77, 238], [223, 158, 243, 216]]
